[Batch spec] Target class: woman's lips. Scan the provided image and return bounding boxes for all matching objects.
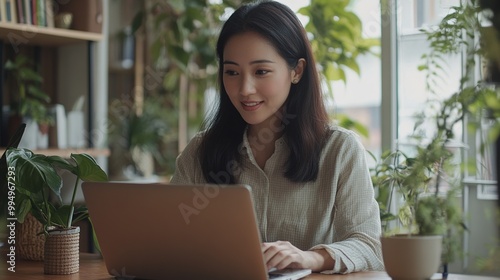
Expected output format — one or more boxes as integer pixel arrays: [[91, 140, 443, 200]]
[[241, 101, 263, 111]]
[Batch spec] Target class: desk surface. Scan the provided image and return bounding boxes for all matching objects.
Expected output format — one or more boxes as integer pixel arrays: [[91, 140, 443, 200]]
[[1, 253, 499, 280]]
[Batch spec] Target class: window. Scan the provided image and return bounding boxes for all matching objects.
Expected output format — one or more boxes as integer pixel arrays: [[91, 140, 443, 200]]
[[330, 0, 383, 161], [397, 0, 461, 147]]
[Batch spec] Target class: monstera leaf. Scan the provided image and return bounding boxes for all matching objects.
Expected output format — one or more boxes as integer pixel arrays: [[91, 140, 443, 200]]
[[5, 148, 108, 231]]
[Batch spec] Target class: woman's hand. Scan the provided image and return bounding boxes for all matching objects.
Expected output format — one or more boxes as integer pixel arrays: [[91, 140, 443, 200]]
[[261, 241, 334, 272]]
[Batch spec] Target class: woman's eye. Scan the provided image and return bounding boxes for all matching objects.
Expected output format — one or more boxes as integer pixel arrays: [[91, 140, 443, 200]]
[[256, 69, 270, 75], [224, 70, 238, 76]]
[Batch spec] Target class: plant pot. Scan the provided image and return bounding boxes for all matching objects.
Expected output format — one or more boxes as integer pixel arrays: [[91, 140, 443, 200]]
[[381, 235, 442, 280], [16, 213, 45, 261], [44, 226, 80, 275]]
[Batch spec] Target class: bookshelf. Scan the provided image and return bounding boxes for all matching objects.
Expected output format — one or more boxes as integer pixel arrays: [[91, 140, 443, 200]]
[[0, 0, 108, 158], [0, 22, 102, 45]]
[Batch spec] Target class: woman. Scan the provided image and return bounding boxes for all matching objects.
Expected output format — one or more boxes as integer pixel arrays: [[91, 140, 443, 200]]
[[170, 0, 384, 274]]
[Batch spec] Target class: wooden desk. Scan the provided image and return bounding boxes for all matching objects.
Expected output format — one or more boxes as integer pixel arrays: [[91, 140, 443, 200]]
[[1, 253, 499, 280]]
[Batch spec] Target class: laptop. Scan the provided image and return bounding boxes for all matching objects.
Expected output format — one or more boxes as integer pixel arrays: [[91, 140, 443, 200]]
[[82, 182, 312, 280]]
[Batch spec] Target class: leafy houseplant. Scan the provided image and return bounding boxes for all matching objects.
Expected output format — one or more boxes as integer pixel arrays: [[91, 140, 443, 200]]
[[298, 0, 379, 89], [4, 54, 53, 128], [372, 127, 467, 279], [4, 54, 53, 151], [108, 95, 172, 178], [6, 148, 108, 233], [6, 147, 108, 274], [371, 148, 465, 263]]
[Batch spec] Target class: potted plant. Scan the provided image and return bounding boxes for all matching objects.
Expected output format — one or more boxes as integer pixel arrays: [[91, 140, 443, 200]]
[[372, 147, 465, 280], [6, 147, 108, 274], [107, 95, 172, 179], [4, 54, 53, 149]]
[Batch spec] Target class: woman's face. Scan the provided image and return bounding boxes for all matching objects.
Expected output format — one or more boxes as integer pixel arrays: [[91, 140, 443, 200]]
[[222, 31, 300, 128]]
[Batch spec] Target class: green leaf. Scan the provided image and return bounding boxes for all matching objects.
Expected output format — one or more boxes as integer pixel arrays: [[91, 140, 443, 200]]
[[14, 54, 29, 66], [55, 205, 75, 228], [46, 156, 75, 174], [6, 148, 62, 196], [131, 10, 145, 34], [72, 206, 89, 224], [343, 58, 361, 75], [19, 68, 43, 83], [30, 203, 48, 226], [4, 59, 16, 70], [169, 46, 189, 71], [48, 204, 66, 228], [380, 212, 397, 222], [150, 40, 165, 63], [26, 85, 50, 102], [325, 64, 345, 82], [168, 0, 186, 14], [171, 20, 183, 43], [70, 154, 108, 182], [89, 218, 101, 253], [15, 196, 32, 223], [163, 69, 181, 90]]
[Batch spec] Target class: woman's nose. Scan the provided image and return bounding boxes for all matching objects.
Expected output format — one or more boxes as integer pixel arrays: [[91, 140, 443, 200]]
[[240, 76, 256, 96]]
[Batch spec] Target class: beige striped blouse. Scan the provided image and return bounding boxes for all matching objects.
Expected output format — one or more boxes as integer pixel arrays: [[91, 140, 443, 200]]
[[170, 125, 384, 274]]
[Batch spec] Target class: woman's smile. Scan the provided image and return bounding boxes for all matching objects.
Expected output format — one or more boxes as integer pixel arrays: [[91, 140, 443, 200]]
[[241, 101, 264, 111]]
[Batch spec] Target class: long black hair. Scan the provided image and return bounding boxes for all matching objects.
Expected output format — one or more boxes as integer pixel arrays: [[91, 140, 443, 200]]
[[199, 0, 329, 184]]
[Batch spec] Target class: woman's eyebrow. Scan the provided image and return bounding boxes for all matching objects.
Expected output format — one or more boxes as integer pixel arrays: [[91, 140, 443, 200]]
[[223, 60, 238, 65], [250, 59, 275, 64], [223, 59, 276, 65]]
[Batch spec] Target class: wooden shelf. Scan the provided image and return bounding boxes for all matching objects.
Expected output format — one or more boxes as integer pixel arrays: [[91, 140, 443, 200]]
[[0, 22, 102, 46], [0, 148, 110, 158], [108, 64, 134, 73]]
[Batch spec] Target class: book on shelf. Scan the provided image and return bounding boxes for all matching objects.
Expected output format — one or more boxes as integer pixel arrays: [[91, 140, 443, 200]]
[[30, 0, 36, 25], [15, 0, 24, 23], [1, 0, 101, 31], [0, 0, 6, 22], [36, 0, 44, 27], [22, 0, 30, 24], [7, 0, 17, 23], [0, 0, 53, 27], [44, 0, 52, 27], [0, 0, 18, 23]]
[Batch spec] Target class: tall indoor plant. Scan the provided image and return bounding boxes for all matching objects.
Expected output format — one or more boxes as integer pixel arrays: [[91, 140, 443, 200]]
[[6, 147, 108, 274], [4, 55, 53, 148], [372, 148, 464, 279]]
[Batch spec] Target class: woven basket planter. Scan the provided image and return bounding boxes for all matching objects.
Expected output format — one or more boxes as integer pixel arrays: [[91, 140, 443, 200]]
[[44, 226, 80, 275], [16, 213, 45, 261]]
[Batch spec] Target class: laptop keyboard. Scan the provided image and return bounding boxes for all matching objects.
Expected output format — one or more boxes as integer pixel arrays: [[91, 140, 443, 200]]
[[268, 272, 284, 279], [268, 268, 299, 279]]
